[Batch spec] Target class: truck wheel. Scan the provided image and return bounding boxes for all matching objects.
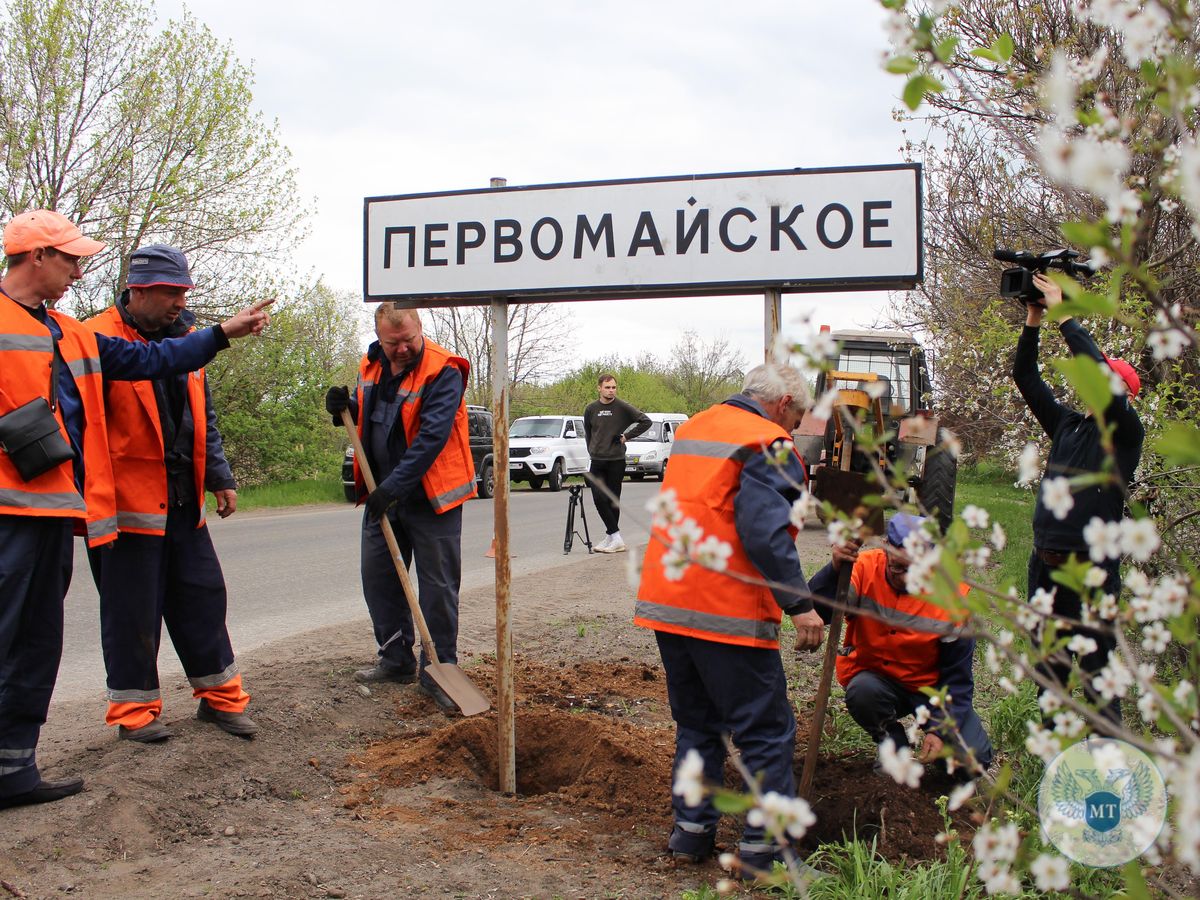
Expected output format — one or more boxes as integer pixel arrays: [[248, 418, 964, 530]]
[[657, 459, 668, 481], [343, 485, 357, 503], [548, 460, 564, 492], [478, 461, 494, 499], [918, 431, 958, 533], [529, 476, 545, 491]]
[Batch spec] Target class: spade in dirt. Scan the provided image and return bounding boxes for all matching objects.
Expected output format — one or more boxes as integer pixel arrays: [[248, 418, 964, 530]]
[[341, 408, 491, 717]]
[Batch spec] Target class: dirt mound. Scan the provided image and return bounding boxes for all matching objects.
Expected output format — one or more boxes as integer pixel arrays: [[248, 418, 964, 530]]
[[345, 659, 969, 865]]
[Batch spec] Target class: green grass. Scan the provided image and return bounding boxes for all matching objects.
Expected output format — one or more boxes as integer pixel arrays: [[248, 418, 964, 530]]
[[209, 478, 346, 512]]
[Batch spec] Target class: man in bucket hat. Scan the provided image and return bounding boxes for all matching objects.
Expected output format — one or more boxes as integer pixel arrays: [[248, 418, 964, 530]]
[[1013, 272, 1144, 727], [0, 211, 270, 809], [86, 245, 258, 744]]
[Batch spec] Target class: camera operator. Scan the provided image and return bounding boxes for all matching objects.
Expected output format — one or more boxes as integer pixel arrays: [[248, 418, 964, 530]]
[[1013, 271, 1144, 729]]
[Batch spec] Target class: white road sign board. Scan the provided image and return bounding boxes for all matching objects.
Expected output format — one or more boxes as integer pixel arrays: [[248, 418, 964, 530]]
[[364, 165, 922, 304]]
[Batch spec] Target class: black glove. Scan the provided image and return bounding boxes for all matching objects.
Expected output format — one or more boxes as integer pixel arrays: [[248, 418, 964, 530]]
[[365, 486, 398, 521], [325, 385, 350, 418]]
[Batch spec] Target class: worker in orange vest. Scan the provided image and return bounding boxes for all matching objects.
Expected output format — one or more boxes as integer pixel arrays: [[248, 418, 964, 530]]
[[635, 362, 823, 874], [0, 211, 269, 810], [86, 245, 257, 743], [325, 305, 475, 711], [808, 513, 993, 780]]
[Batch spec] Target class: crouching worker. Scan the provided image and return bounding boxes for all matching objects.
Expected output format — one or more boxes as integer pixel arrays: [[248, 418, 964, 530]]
[[808, 513, 993, 781], [634, 363, 825, 875]]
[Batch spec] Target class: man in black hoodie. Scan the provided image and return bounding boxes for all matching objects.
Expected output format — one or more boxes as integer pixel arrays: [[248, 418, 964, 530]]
[[1012, 271, 1144, 727], [583, 373, 650, 554]]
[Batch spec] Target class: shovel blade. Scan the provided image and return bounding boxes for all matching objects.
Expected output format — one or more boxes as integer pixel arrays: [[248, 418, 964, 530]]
[[427, 663, 491, 717]]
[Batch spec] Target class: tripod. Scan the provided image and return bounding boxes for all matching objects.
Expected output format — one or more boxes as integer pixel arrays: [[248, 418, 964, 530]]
[[563, 483, 593, 554]]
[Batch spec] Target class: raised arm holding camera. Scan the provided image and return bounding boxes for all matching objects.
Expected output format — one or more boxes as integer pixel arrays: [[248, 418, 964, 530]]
[[1012, 270, 1144, 729]]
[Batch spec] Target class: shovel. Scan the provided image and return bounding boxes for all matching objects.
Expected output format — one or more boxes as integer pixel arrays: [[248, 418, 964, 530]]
[[798, 454, 884, 798], [341, 408, 491, 716]]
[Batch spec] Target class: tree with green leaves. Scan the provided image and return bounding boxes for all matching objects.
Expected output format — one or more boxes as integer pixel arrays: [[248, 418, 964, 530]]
[[0, 0, 306, 317]]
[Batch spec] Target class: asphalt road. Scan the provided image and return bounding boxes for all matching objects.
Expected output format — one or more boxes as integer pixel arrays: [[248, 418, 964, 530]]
[[54, 479, 661, 705]]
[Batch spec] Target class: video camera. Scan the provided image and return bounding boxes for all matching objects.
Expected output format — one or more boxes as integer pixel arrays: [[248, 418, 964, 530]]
[[994, 248, 1096, 305]]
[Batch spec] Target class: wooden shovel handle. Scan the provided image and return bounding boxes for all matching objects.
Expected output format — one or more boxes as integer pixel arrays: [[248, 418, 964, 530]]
[[798, 563, 850, 799], [340, 408, 440, 666]]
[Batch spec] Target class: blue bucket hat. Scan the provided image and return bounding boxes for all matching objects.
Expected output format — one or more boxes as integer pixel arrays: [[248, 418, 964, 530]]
[[886, 513, 928, 547], [126, 244, 193, 289]]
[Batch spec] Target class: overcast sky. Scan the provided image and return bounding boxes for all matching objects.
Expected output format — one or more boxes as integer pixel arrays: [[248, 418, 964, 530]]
[[160, 0, 915, 369]]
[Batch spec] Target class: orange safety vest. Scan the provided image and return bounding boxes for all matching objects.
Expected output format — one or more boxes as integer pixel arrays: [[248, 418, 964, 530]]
[[635, 403, 801, 649], [0, 294, 117, 546], [836, 548, 969, 690], [87, 305, 208, 535], [353, 340, 476, 513]]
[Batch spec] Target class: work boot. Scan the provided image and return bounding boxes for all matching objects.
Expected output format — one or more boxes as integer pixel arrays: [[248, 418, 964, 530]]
[[0, 776, 84, 809], [354, 664, 417, 684], [667, 825, 715, 863], [197, 699, 259, 738], [118, 719, 173, 743], [418, 680, 457, 713]]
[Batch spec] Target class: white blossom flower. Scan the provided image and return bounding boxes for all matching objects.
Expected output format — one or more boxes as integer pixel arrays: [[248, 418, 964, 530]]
[[963, 546, 991, 567], [717, 851, 736, 871], [692, 535, 733, 573], [1152, 575, 1190, 619], [746, 791, 817, 839], [984, 642, 1003, 674], [1083, 566, 1108, 588], [998, 676, 1019, 695], [826, 517, 861, 548], [1142, 620, 1171, 654], [1138, 688, 1160, 724], [904, 549, 938, 596], [914, 705, 931, 727], [1125, 568, 1152, 597], [624, 544, 641, 590], [995, 629, 1015, 648], [789, 489, 820, 529], [961, 505, 990, 529], [948, 780, 976, 811], [1029, 587, 1055, 615], [1053, 711, 1086, 739], [672, 748, 706, 807], [806, 329, 838, 363], [1026, 722, 1060, 762], [1067, 634, 1099, 656], [1130, 593, 1165, 624], [669, 517, 705, 551], [1174, 680, 1194, 706], [991, 522, 1007, 552], [661, 549, 690, 582], [1092, 652, 1134, 701], [973, 821, 1021, 865], [1096, 592, 1119, 620], [1149, 325, 1190, 361], [983, 866, 1022, 896], [1038, 691, 1063, 715], [1120, 517, 1161, 562], [1042, 477, 1075, 520], [810, 388, 838, 422], [1030, 854, 1071, 892], [877, 738, 924, 788], [646, 488, 683, 530], [1083, 517, 1122, 562], [1016, 443, 1040, 487]]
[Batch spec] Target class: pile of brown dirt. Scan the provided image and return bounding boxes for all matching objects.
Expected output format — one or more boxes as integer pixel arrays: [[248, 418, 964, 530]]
[[345, 658, 971, 867]]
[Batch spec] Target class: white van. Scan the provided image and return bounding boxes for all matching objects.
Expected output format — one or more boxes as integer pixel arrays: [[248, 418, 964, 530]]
[[624, 413, 689, 481], [508, 415, 590, 491]]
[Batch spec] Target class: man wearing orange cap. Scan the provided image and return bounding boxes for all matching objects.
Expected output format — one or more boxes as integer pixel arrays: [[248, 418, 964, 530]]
[[1012, 271, 1144, 727], [86, 245, 257, 744], [0, 210, 270, 809]]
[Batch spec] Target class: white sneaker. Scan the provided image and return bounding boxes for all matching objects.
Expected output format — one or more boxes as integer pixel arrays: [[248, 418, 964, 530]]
[[606, 535, 627, 553], [593, 534, 612, 552]]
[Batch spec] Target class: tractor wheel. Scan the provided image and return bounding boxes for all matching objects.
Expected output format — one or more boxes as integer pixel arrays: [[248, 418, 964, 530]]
[[477, 461, 495, 499], [918, 431, 958, 533], [548, 460, 564, 492]]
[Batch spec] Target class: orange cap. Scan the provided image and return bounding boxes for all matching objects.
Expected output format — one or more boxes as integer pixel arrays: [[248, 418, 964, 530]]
[[3, 209, 107, 257]]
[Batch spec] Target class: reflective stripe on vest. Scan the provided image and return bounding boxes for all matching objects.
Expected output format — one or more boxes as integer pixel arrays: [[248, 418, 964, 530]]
[[0, 333, 52, 352], [634, 599, 781, 643], [117, 511, 168, 531], [0, 485, 86, 513], [66, 355, 102, 378], [670, 438, 758, 463]]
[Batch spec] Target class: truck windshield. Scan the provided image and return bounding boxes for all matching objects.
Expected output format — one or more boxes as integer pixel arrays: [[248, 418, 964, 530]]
[[511, 418, 562, 438]]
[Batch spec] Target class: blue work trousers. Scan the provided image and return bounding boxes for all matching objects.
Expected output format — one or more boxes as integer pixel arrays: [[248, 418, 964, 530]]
[[361, 501, 462, 686], [87, 502, 236, 705], [845, 669, 994, 769], [0, 515, 74, 798], [655, 631, 796, 855]]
